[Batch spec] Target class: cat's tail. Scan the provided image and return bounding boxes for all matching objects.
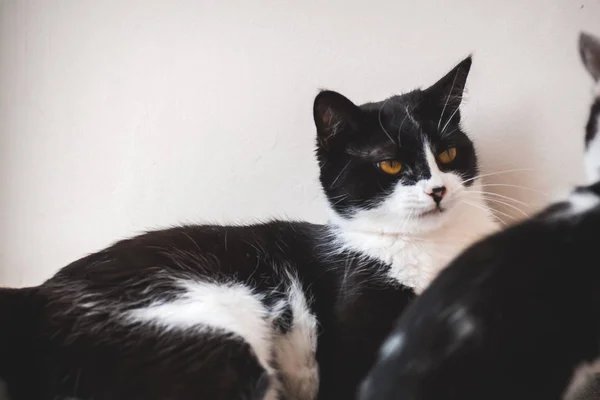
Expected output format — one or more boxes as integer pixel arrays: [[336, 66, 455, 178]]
[[0, 287, 45, 399]]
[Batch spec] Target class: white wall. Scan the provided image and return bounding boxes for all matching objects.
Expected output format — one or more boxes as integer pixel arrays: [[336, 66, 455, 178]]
[[1, 0, 599, 286]]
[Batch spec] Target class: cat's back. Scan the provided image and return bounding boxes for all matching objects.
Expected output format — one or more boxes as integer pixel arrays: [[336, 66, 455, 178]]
[[28, 221, 329, 400], [47, 220, 325, 284]]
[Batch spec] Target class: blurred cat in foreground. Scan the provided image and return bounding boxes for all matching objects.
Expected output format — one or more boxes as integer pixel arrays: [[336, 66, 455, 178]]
[[360, 31, 600, 400]]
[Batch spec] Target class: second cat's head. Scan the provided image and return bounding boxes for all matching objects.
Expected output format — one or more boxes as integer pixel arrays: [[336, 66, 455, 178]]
[[314, 57, 479, 234]]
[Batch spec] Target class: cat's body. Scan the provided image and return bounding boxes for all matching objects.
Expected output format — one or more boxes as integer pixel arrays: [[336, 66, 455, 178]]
[[0, 56, 497, 400], [2, 211, 493, 400], [359, 32, 600, 400]]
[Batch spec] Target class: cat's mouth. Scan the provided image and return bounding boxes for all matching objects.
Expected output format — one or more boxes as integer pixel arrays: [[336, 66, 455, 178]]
[[417, 206, 444, 218]]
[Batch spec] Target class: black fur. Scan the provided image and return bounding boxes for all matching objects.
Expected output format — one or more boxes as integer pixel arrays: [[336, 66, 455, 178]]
[[586, 98, 600, 146], [359, 31, 600, 400], [359, 186, 600, 400], [0, 56, 476, 400], [580, 32, 600, 82], [1, 225, 414, 400]]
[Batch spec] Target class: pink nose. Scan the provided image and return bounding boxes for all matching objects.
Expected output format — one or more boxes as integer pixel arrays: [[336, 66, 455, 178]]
[[426, 186, 446, 206]]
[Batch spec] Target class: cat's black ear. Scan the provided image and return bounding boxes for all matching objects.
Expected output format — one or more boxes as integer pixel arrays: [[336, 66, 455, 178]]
[[313, 90, 361, 150], [422, 56, 472, 110], [580, 32, 600, 82]]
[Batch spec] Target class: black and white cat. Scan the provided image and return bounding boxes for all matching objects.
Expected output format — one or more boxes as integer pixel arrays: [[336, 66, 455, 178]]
[[359, 31, 600, 400], [0, 57, 497, 400]]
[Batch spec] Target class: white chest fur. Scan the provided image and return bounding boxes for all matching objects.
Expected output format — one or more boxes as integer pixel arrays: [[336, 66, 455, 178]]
[[330, 189, 499, 293]]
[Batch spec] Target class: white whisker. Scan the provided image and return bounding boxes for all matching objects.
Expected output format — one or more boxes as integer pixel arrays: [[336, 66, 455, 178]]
[[478, 161, 539, 171], [331, 161, 352, 188], [461, 200, 509, 226], [441, 127, 459, 138], [461, 168, 537, 185], [378, 98, 395, 144], [477, 183, 551, 198], [440, 106, 461, 137], [397, 109, 411, 145], [437, 69, 459, 133], [465, 190, 531, 207], [474, 195, 530, 218], [331, 194, 349, 206]]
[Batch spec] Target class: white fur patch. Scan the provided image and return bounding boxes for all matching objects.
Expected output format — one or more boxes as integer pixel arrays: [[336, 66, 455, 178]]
[[125, 277, 318, 400], [449, 306, 476, 339], [273, 277, 319, 400], [126, 280, 274, 373], [327, 141, 499, 293], [424, 144, 447, 192], [568, 192, 600, 216], [379, 333, 404, 359]]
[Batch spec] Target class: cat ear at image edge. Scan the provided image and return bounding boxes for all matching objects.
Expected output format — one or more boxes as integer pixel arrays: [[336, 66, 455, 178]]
[[580, 31, 600, 82]]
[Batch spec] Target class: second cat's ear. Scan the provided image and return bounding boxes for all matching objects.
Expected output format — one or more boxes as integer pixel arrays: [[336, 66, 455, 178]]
[[422, 56, 472, 111], [580, 32, 600, 82], [313, 90, 361, 150]]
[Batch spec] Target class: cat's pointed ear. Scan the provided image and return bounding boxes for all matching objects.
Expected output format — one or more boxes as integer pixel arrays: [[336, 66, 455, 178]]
[[422, 56, 472, 110], [580, 32, 600, 82], [313, 90, 361, 150]]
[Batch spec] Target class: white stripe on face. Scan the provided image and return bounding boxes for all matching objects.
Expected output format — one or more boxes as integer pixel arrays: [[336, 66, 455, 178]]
[[423, 142, 445, 194]]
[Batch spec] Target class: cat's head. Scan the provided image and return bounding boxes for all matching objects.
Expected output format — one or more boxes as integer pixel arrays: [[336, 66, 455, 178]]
[[314, 57, 478, 235], [580, 32, 600, 184]]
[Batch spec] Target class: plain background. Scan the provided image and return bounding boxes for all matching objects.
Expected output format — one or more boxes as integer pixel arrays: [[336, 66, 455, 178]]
[[1, 0, 599, 286]]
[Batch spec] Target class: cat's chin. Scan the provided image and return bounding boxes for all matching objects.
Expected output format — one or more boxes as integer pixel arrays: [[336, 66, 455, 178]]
[[415, 207, 443, 218], [327, 203, 456, 238], [401, 209, 453, 234], [405, 199, 462, 231]]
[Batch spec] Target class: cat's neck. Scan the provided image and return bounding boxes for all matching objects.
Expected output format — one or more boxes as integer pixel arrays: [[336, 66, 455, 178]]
[[327, 190, 499, 293]]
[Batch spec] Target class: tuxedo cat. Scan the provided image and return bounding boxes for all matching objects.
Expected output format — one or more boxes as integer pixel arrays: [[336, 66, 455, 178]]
[[359, 32, 600, 400], [0, 56, 497, 400]]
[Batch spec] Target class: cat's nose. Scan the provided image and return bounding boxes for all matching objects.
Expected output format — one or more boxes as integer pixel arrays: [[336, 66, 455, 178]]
[[426, 186, 446, 205]]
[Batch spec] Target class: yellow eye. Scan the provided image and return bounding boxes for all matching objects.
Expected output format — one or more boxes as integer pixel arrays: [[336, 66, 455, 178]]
[[438, 147, 457, 164], [377, 160, 403, 175]]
